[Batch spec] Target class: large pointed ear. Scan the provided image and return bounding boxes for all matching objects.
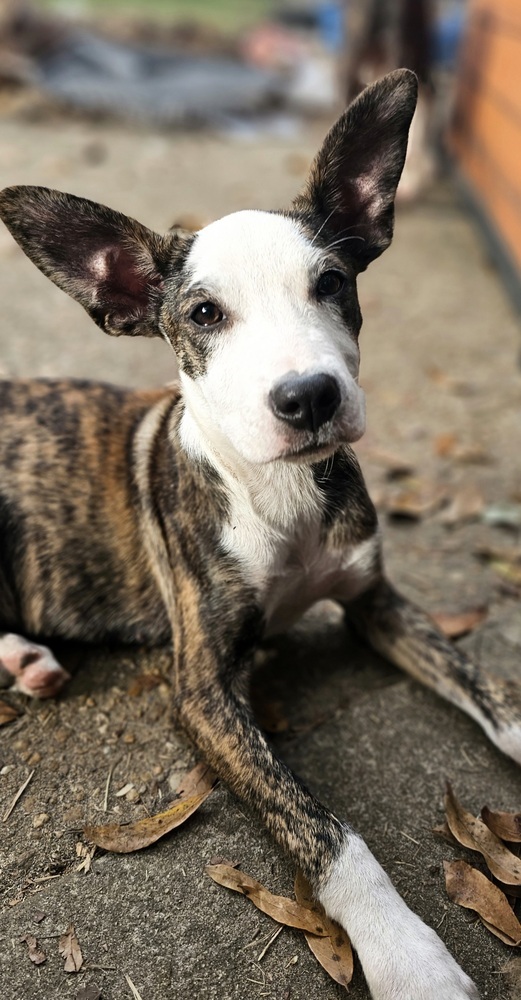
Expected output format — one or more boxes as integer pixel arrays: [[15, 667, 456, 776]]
[[0, 186, 175, 337], [293, 69, 418, 271]]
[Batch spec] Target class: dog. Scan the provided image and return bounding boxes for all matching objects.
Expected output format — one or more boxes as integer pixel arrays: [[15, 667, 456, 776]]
[[0, 69, 516, 999]]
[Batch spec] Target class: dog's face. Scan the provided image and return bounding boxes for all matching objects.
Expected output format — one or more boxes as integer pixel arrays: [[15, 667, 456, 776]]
[[164, 209, 365, 464], [0, 70, 417, 467]]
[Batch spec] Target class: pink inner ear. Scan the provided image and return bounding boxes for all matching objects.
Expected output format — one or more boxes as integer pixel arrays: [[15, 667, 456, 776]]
[[88, 244, 164, 313]]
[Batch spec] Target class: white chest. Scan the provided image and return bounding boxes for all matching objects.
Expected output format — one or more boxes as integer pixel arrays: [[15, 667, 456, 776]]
[[221, 501, 379, 636]]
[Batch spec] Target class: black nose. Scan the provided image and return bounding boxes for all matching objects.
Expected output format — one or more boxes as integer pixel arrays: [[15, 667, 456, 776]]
[[269, 372, 342, 433]]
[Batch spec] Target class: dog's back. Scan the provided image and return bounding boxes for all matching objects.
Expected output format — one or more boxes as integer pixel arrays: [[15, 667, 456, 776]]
[[0, 378, 171, 643]]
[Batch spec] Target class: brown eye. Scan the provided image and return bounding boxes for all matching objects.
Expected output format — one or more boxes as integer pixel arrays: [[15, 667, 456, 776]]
[[190, 301, 224, 327], [316, 270, 345, 297]]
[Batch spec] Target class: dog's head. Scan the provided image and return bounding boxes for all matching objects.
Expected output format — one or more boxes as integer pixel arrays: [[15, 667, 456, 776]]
[[0, 70, 416, 466]]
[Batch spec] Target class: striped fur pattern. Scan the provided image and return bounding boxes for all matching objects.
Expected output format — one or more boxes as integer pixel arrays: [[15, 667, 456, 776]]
[[0, 71, 497, 997]]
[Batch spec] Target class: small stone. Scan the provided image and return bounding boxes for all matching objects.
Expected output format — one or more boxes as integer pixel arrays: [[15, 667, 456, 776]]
[[32, 813, 50, 829], [125, 788, 140, 803]]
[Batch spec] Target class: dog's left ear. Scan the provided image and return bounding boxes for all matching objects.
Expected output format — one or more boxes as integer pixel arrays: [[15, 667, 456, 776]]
[[0, 186, 176, 338], [294, 69, 418, 271]]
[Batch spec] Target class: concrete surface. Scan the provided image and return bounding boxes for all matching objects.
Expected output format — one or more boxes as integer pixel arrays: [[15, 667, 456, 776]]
[[0, 114, 520, 1000]]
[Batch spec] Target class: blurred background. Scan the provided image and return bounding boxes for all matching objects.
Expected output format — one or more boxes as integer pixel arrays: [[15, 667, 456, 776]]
[[0, 0, 520, 597]]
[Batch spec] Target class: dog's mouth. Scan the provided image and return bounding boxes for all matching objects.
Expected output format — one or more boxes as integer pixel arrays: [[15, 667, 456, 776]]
[[278, 438, 339, 464]]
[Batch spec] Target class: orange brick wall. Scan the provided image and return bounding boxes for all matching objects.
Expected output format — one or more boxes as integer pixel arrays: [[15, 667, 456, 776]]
[[449, 0, 521, 276]]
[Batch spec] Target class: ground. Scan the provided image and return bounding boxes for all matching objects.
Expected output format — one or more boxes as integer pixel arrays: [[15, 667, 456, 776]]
[[0, 113, 520, 1000]]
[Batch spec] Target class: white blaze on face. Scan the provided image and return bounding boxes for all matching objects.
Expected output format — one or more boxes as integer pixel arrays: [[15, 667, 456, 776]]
[[180, 210, 366, 465]]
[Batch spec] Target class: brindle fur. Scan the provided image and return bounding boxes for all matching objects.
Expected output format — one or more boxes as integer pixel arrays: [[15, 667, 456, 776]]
[[0, 70, 509, 998]]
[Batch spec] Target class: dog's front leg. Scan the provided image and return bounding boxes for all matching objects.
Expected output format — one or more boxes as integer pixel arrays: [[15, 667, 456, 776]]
[[172, 602, 478, 1000]]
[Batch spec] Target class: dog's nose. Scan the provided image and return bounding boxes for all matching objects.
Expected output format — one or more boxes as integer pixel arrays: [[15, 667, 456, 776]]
[[269, 372, 341, 433]]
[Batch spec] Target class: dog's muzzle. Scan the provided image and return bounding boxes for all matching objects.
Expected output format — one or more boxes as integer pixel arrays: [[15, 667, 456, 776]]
[[268, 372, 341, 434]]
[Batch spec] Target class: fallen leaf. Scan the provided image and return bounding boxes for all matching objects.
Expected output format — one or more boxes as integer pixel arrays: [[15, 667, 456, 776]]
[[294, 871, 353, 988], [432, 820, 459, 845], [439, 485, 485, 525], [482, 807, 521, 843], [0, 699, 20, 726], [127, 671, 162, 697], [433, 434, 489, 464], [434, 432, 459, 457], [385, 479, 447, 520], [20, 932, 46, 965], [475, 544, 521, 565], [426, 367, 477, 395], [208, 855, 239, 867], [84, 763, 216, 853], [366, 447, 415, 479], [431, 607, 487, 639], [59, 924, 83, 973], [491, 561, 521, 588], [444, 860, 521, 946], [206, 864, 328, 935], [445, 784, 521, 885]]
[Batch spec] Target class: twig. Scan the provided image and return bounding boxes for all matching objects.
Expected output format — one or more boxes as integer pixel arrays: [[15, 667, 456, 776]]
[[124, 973, 145, 1000], [257, 924, 283, 961], [103, 762, 116, 812], [3, 770, 35, 822]]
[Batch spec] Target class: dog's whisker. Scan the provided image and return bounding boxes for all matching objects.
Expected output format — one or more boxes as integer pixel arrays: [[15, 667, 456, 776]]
[[309, 208, 336, 246]]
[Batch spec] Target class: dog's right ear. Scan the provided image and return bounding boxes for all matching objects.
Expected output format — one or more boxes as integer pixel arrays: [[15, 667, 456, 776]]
[[0, 186, 176, 338]]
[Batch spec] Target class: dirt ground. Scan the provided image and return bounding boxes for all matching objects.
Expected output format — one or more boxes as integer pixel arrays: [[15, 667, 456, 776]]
[[0, 112, 520, 1000]]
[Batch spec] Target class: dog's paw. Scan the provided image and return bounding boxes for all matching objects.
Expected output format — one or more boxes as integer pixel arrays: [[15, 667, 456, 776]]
[[0, 633, 70, 698], [362, 914, 479, 1000]]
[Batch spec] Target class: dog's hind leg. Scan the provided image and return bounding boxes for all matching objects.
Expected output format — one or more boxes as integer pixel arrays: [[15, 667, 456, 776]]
[[0, 633, 70, 698], [344, 579, 521, 765]]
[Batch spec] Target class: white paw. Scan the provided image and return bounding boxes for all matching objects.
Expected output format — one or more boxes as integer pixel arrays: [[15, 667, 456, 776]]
[[362, 914, 479, 1000], [318, 834, 479, 1000]]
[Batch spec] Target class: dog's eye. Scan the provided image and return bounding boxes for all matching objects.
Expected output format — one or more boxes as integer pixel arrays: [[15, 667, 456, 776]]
[[316, 270, 345, 297], [190, 301, 224, 327]]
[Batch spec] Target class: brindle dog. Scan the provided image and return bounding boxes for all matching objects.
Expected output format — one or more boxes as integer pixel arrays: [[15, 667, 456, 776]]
[[0, 70, 513, 999]]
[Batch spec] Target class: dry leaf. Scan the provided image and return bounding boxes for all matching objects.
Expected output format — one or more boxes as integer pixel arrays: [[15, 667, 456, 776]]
[[0, 699, 20, 727], [439, 486, 485, 525], [20, 932, 46, 965], [482, 807, 521, 843], [206, 864, 328, 936], [431, 607, 487, 639], [366, 447, 414, 479], [294, 871, 353, 988], [84, 763, 216, 853], [426, 367, 476, 395], [444, 860, 521, 946], [434, 432, 459, 457], [385, 479, 447, 520], [445, 784, 521, 885], [491, 561, 521, 588], [127, 671, 162, 697], [59, 924, 83, 973], [433, 434, 489, 464], [475, 544, 521, 565]]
